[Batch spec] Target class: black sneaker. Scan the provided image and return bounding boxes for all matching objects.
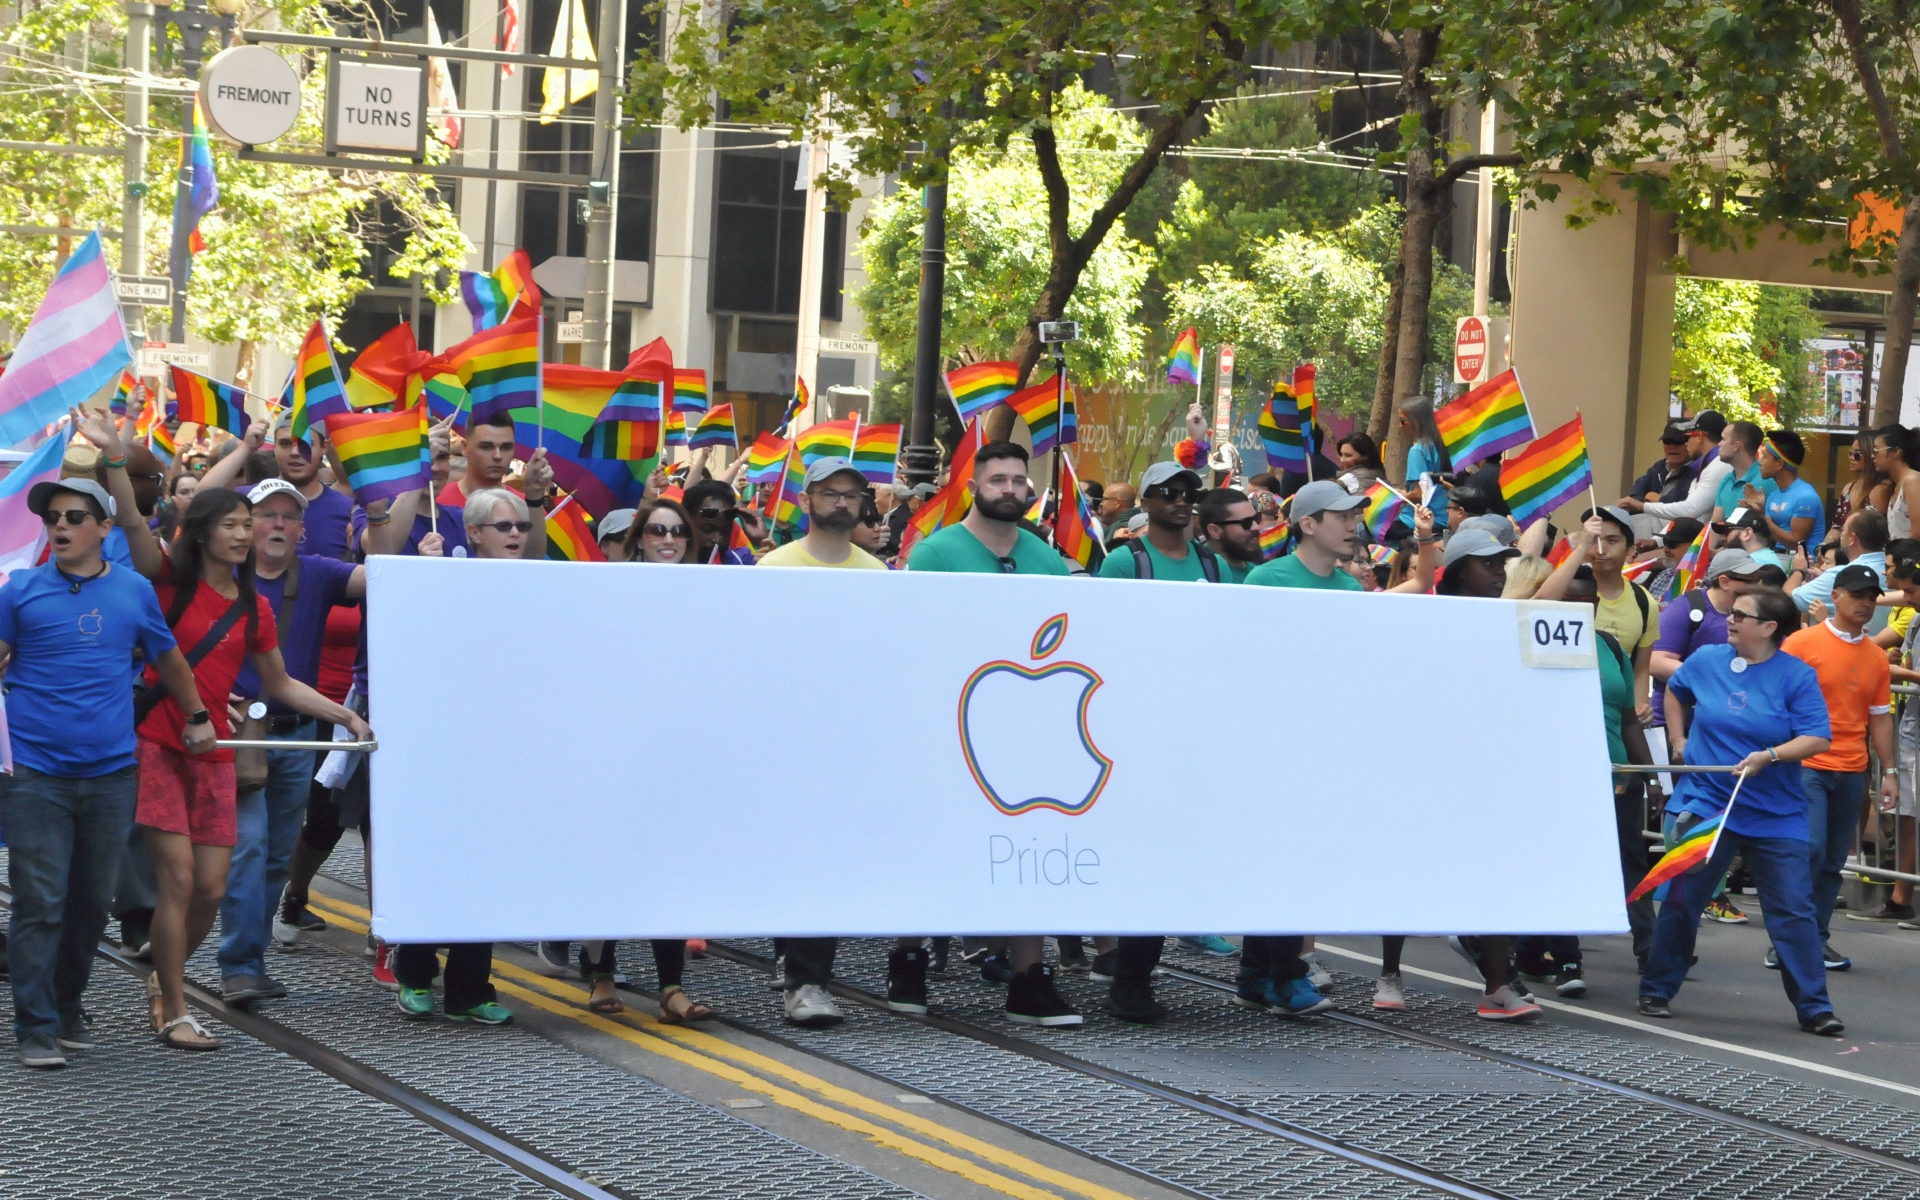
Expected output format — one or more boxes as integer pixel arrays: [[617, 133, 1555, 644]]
[[274, 891, 326, 944], [1088, 949, 1118, 983], [1802, 1012, 1845, 1036], [257, 973, 290, 999], [978, 953, 1014, 985], [1824, 943, 1852, 971], [1106, 977, 1168, 1025], [1005, 963, 1083, 1027], [1846, 901, 1915, 922], [929, 938, 950, 976], [121, 912, 153, 961], [1553, 963, 1587, 997], [886, 947, 930, 1014], [1637, 994, 1672, 1019]]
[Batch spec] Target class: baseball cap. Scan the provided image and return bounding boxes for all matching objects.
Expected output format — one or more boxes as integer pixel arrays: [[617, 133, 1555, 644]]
[[28, 478, 115, 521], [1139, 461, 1203, 493], [1713, 506, 1762, 533], [1832, 563, 1883, 595], [596, 508, 637, 542], [1679, 411, 1727, 440], [1659, 423, 1690, 444], [1290, 479, 1366, 521], [1442, 528, 1519, 569], [1125, 512, 1149, 533], [1706, 548, 1759, 582], [1581, 505, 1636, 537], [247, 478, 308, 511], [910, 482, 938, 500], [1457, 513, 1519, 546], [802, 456, 865, 488]]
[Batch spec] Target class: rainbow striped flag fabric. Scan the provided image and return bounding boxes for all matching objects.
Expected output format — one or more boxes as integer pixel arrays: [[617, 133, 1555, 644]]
[[1628, 812, 1725, 903], [944, 361, 1019, 423], [1006, 377, 1071, 457], [559, 367, 662, 468], [448, 315, 541, 425], [901, 419, 984, 556], [288, 320, 347, 443], [1499, 413, 1592, 528], [322, 403, 429, 505], [671, 367, 708, 416], [1292, 363, 1317, 428], [112, 370, 142, 418], [410, 369, 468, 429], [149, 420, 177, 469], [544, 494, 606, 562], [796, 417, 857, 465], [1166, 328, 1200, 386], [460, 249, 541, 332], [1360, 479, 1407, 541], [773, 441, 808, 528], [1437, 367, 1534, 472], [852, 423, 902, 484], [1367, 543, 1397, 568], [775, 376, 810, 435], [1259, 381, 1308, 473], [508, 369, 653, 517], [169, 367, 251, 437], [345, 323, 431, 410], [745, 433, 790, 486], [1671, 521, 1711, 597], [1258, 519, 1289, 560], [170, 98, 218, 276], [0, 231, 134, 448], [1054, 453, 1099, 570], [688, 403, 736, 451]]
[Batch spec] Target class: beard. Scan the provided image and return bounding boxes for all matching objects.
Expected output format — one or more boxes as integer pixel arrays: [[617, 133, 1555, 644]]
[[974, 492, 1028, 523], [814, 507, 860, 534]]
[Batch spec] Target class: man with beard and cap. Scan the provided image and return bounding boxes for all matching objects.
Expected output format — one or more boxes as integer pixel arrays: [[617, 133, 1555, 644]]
[[1099, 460, 1220, 580], [757, 458, 888, 571]]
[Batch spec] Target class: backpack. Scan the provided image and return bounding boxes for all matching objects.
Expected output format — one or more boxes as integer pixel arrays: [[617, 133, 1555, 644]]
[[1127, 538, 1221, 582]]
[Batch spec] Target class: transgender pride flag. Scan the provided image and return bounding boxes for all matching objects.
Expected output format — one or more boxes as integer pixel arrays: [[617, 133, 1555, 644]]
[[0, 232, 133, 449], [0, 423, 72, 584]]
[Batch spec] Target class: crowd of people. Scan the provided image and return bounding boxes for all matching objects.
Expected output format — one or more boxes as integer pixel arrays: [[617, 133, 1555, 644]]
[[1, 389, 1909, 1069]]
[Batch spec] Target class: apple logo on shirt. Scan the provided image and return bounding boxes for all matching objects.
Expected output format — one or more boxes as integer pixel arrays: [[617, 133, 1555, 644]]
[[1728, 691, 1747, 711], [77, 609, 103, 636]]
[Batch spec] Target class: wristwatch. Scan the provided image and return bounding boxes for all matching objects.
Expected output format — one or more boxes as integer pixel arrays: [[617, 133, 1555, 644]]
[[185, 709, 212, 726]]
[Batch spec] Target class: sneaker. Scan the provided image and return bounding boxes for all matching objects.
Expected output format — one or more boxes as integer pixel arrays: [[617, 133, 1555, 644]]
[[929, 940, 950, 976], [886, 947, 930, 1014], [1848, 901, 1916, 922], [1447, 936, 1486, 982], [1553, 963, 1588, 998], [371, 943, 399, 992], [445, 1000, 514, 1025], [784, 983, 845, 1029], [768, 954, 788, 991], [1764, 945, 1781, 970], [1302, 954, 1333, 990], [364, 931, 377, 958], [1802, 1011, 1845, 1037], [1238, 975, 1333, 1016], [978, 952, 1014, 985], [55, 1014, 95, 1051], [17, 1034, 65, 1069], [257, 973, 289, 999], [1177, 935, 1238, 957], [1477, 984, 1542, 1021], [1704, 896, 1749, 924], [1088, 949, 1119, 983], [1058, 948, 1090, 974], [535, 941, 572, 976], [273, 891, 325, 944], [221, 975, 265, 1008], [1006, 963, 1083, 1027], [397, 986, 436, 1019], [1637, 994, 1672, 1019], [1824, 942, 1852, 971], [1373, 972, 1407, 1010], [1107, 977, 1168, 1024]]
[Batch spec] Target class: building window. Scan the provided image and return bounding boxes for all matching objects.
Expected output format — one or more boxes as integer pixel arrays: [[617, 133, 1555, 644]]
[[711, 132, 845, 317]]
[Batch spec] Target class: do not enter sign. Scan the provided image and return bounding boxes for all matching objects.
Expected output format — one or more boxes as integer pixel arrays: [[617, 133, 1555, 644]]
[[1455, 315, 1488, 382]]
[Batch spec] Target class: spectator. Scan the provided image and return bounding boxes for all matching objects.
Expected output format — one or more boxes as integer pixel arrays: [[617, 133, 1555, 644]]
[[1334, 432, 1386, 492], [1398, 397, 1452, 527], [1644, 518, 1705, 601], [1876, 554, 1920, 924], [1835, 436, 1892, 531], [1872, 424, 1920, 539], [1098, 481, 1138, 551], [1789, 509, 1888, 614], [1746, 430, 1824, 551], [1622, 411, 1728, 524], [1630, 424, 1695, 508], [685, 479, 755, 565], [886, 482, 937, 556], [1716, 508, 1789, 573], [1707, 420, 1773, 524]]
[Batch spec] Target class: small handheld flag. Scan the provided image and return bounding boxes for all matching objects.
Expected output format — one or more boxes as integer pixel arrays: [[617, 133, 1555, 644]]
[[1360, 480, 1408, 542], [170, 98, 219, 280], [1258, 520, 1289, 561], [1166, 328, 1200, 386], [322, 403, 430, 506], [1499, 414, 1593, 529], [745, 432, 790, 486], [544, 494, 607, 562], [1006, 376, 1071, 458], [0, 231, 134, 448], [289, 320, 347, 442], [1259, 382, 1308, 473], [902, 418, 984, 556], [671, 368, 709, 416], [1672, 522, 1712, 597], [688, 403, 736, 451], [1627, 774, 1743, 903], [852, 422, 903, 484], [112, 370, 143, 418], [944, 361, 1019, 424], [169, 367, 252, 438], [1293, 363, 1317, 428], [460, 249, 541, 331], [1436, 367, 1534, 472], [447, 315, 541, 426], [346, 323, 433, 410], [795, 417, 857, 465], [664, 409, 687, 448], [149, 421, 177, 469], [1053, 452, 1099, 570]]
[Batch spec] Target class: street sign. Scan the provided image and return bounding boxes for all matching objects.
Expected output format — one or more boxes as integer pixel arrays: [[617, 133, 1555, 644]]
[[1453, 315, 1510, 386], [819, 338, 879, 356], [141, 342, 210, 372], [114, 276, 172, 304], [1212, 343, 1235, 445], [556, 321, 585, 344], [200, 45, 302, 146], [325, 57, 427, 158]]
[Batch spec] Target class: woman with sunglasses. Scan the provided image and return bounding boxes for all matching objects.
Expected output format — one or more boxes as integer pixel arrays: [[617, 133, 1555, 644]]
[[619, 497, 697, 564], [1646, 586, 1842, 1034], [1835, 437, 1892, 532], [1871, 425, 1920, 540]]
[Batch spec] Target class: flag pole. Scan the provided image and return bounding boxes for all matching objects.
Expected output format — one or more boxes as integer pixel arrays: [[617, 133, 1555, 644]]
[[536, 312, 546, 453]]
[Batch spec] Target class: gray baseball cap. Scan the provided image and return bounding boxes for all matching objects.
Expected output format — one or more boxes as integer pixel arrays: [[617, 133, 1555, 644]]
[[247, 478, 307, 511], [1706, 548, 1759, 582], [1581, 505, 1636, 537], [596, 507, 637, 542], [30, 478, 115, 520], [1139, 460, 1203, 493], [1442, 528, 1519, 569], [1457, 513, 1518, 546], [802, 456, 866, 488], [1291, 479, 1366, 521]]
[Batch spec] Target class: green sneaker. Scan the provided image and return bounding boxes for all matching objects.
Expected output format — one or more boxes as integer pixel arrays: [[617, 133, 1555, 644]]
[[396, 987, 436, 1019], [444, 1000, 513, 1025]]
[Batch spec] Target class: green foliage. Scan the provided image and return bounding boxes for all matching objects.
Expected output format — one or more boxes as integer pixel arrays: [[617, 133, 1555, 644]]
[[1670, 280, 1823, 427], [1752, 286, 1827, 429]]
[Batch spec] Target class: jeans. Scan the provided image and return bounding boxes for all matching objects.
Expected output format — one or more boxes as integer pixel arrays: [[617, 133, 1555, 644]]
[[1801, 767, 1865, 941], [1641, 831, 1832, 1022], [218, 723, 316, 979], [2, 766, 137, 1041]]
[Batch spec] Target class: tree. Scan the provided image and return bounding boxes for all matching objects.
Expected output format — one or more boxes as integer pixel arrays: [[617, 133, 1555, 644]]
[[1447, 0, 1920, 426], [1670, 280, 1824, 427]]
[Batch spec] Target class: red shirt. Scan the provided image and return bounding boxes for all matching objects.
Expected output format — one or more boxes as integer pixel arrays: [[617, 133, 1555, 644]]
[[138, 567, 278, 763], [316, 603, 360, 704]]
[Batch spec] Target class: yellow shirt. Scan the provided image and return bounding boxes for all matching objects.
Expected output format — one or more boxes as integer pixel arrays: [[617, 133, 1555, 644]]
[[1891, 606, 1914, 643], [756, 540, 888, 570], [1595, 581, 1657, 654]]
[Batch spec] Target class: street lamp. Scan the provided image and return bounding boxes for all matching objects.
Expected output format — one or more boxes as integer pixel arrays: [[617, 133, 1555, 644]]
[[154, 0, 235, 342]]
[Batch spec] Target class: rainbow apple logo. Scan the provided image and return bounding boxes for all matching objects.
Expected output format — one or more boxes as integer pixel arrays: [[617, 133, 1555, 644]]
[[958, 613, 1113, 817]]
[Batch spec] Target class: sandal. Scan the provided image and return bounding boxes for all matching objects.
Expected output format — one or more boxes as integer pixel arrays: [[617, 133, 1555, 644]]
[[157, 1013, 220, 1051], [145, 973, 164, 1032], [587, 981, 625, 1015], [657, 985, 713, 1025]]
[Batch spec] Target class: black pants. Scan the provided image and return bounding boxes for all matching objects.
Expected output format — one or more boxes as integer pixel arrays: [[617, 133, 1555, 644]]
[[1616, 776, 1655, 957], [1239, 936, 1307, 985], [1113, 936, 1163, 984], [394, 942, 495, 1009], [582, 939, 686, 989], [1515, 935, 1580, 975], [783, 937, 837, 987]]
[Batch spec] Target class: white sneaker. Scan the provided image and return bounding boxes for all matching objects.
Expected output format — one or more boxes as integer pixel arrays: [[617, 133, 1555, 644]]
[[1477, 984, 1542, 1022], [784, 983, 845, 1028], [535, 942, 572, 977], [1303, 954, 1333, 990], [1373, 972, 1406, 1011], [272, 914, 301, 947], [767, 954, 787, 991]]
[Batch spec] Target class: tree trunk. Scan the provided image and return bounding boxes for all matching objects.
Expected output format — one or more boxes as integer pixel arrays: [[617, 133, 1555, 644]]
[[1367, 255, 1405, 446], [1381, 26, 1442, 485], [1875, 196, 1920, 428]]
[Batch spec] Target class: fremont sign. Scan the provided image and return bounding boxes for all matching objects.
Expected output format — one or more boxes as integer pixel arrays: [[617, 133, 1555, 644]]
[[199, 45, 303, 146]]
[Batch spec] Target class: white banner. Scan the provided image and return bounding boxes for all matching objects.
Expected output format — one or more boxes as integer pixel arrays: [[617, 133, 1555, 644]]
[[366, 558, 1627, 942]]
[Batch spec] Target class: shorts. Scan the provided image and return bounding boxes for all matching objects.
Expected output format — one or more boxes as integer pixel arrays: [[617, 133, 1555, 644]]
[[135, 740, 238, 847], [1898, 756, 1919, 818]]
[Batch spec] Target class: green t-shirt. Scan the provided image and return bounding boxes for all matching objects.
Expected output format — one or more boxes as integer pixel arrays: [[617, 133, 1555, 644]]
[[1221, 557, 1254, 584], [908, 524, 1069, 575], [1098, 538, 1212, 582], [1596, 631, 1633, 764], [1244, 553, 1365, 590]]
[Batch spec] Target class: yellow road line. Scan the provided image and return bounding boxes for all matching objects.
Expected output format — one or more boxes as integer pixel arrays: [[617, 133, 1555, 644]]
[[303, 893, 1131, 1200]]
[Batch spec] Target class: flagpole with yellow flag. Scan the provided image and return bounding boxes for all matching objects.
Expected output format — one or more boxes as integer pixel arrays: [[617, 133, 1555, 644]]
[[540, 0, 597, 124]]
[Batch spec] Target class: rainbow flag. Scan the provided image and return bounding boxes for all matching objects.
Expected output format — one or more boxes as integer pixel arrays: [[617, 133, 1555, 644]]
[[346, 323, 432, 410], [796, 416, 857, 465], [322, 403, 429, 506], [727, 519, 755, 559], [1437, 367, 1534, 472], [1025, 490, 1047, 523], [508, 368, 653, 517], [1258, 520, 1289, 560], [745, 432, 790, 486], [1259, 381, 1308, 473], [460, 248, 541, 331], [169, 367, 251, 437], [448, 315, 541, 425], [852, 423, 902, 484], [902, 419, 983, 556], [1360, 479, 1407, 541], [1292, 363, 1317, 429], [671, 367, 709, 416], [1367, 543, 1397, 568], [133, 396, 156, 441], [410, 369, 468, 429], [561, 367, 663, 467], [1054, 453, 1098, 570], [1166, 327, 1200, 386], [170, 98, 218, 278], [1060, 388, 1078, 447], [689, 402, 736, 451], [1671, 522, 1711, 597], [544, 495, 606, 562], [944, 361, 1018, 423], [773, 441, 808, 528], [1006, 376, 1070, 457], [289, 320, 347, 443], [1628, 812, 1724, 903], [112, 370, 142, 418], [1499, 413, 1591, 528], [775, 376, 810, 435], [663, 409, 687, 448], [0, 231, 134, 448], [149, 420, 177, 469]]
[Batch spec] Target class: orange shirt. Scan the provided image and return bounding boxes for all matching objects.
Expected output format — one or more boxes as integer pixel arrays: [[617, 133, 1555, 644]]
[[1783, 622, 1892, 772]]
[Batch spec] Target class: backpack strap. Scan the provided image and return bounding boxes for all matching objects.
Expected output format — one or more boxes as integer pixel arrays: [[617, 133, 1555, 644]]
[[1193, 541, 1221, 583], [1630, 579, 1650, 642], [1597, 628, 1631, 678], [1127, 539, 1153, 580]]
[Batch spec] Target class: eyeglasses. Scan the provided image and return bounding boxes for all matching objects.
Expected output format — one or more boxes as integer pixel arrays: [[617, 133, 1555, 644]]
[[1726, 609, 1763, 624], [644, 523, 691, 539], [1146, 486, 1203, 503], [1213, 515, 1259, 531], [695, 507, 732, 520], [479, 520, 534, 534], [812, 488, 866, 506], [40, 509, 96, 527]]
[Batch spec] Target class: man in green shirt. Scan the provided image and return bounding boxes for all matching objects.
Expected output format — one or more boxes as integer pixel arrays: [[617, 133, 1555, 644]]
[[1245, 480, 1368, 591], [1198, 488, 1265, 583], [1098, 461, 1221, 581], [907, 440, 1082, 1028]]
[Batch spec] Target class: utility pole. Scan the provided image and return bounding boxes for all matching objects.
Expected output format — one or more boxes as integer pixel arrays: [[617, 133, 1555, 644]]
[[902, 140, 948, 487], [1472, 99, 1496, 318], [156, 0, 233, 343], [580, 0, 626, 369], [122, 2, 152, 340], [791, 136, 828, 420]]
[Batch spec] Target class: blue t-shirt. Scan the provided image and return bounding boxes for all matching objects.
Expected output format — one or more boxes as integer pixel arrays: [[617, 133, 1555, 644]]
[[234, 554, 358, 710], [1713, 460, 1776, 519], [0, 563, 177, 777], [1406, 441, 1449, 528], [103, 526, 132, 569], [1764, 475, 1825, 550], [1667, 644, 1831, 840]]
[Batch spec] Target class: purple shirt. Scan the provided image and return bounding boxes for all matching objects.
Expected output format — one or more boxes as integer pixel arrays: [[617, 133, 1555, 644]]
[[1651, 590, 1729, 729], [234, 554, 358, 711], [296, 486, 357, 562]]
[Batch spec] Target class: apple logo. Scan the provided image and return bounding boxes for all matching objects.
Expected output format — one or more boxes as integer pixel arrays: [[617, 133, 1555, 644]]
[[958, 613, 1113, 816], [77, 609, 103, 636]]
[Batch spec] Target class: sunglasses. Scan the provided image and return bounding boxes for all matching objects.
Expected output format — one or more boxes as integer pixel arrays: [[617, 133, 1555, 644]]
[[479, 520, 534, 534], [644, 523, 691, 538], [40, 508, 97, 527], [1147, 486, 1204, 503], [1726, 609, 1767, 624], [1212, 515, 1259, 531], [695, 507, 732, 520]]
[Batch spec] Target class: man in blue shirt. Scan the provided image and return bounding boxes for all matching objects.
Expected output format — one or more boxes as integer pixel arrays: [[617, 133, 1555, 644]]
[[1789, 509, 1888, 614], [1711, 420, 1776, 522], [0, 466, 212, 1069], [1745, 430, 1825, 552]]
